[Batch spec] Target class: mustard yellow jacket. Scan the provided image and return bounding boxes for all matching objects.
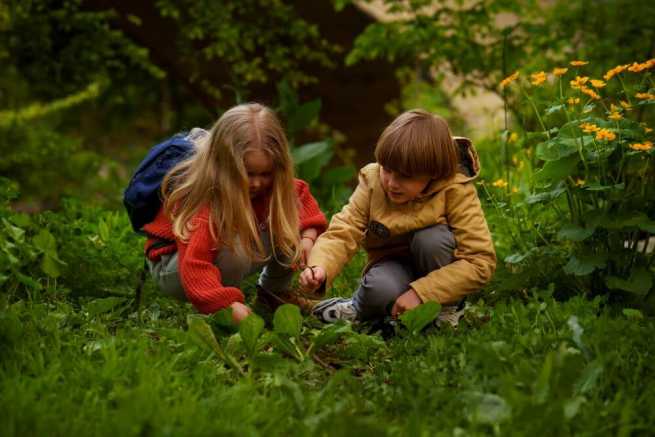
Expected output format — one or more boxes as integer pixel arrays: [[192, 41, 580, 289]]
[[307, 138, 496, 305]]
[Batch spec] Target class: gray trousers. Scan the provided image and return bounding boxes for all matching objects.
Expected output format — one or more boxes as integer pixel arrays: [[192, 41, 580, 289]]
[[148, 232, 293, 301], [353, 224, 456, 321]]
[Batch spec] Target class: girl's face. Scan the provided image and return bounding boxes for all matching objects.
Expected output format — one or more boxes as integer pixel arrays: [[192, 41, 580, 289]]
[[244, 149, 274, 199], [379, 166, 431, 204]]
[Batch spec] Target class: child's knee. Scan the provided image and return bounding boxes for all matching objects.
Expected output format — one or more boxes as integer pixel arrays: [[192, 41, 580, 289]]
[[410, 225, 456, 268], [357, 261, 411, 306]]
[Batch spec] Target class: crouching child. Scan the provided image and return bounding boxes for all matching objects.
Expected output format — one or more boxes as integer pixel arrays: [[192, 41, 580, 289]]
[[299, 109, 496, 326]]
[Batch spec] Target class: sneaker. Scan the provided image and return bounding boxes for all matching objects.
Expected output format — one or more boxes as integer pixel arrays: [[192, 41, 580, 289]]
[[312, 297, 358, 323], [435, 305, 465, 328]]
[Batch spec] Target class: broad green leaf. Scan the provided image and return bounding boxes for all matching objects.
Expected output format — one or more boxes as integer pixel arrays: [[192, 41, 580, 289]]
[[3, 219, 25, 243], [85, 297, 127, 317], [310, 323, 352, 352], [504, 248, 537, 264], [9, 213, 31, 228], [399, 301, 441, 335], [536, 156, 579, 182], [239, 313, 265, 356], [292, 141, 331, 165], [605, 268, 653, 295], [322, 165, 356, 186], [536, 138, 578, 161], [211, 307, 236, 330], [563, 254, 607, 276], [557, 223, 595, 241], [271, 334, 303, 361], [15, 272, 42, 290], [525, 186, 566, 204], [33, 229, 56, 254], [288, 99, 321, 135], [622, 308, 644, 320], [187, 315, 243, 374], [41, 254, 61, 278], [273, 304, 302, 338], [292, 140, 333, 181], [187, 314, 223, 355], [545, 104, 565, 116]]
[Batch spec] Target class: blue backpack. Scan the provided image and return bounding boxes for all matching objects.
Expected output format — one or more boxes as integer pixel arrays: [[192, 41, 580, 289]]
[[123, 128, 208, 233]]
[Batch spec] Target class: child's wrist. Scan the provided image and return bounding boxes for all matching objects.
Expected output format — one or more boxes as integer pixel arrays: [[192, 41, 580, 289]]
[[301, 234, 316, 243]]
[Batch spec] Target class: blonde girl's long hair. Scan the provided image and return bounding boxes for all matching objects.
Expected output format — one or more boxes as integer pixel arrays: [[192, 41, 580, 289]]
[[161, 103, 301, 264]]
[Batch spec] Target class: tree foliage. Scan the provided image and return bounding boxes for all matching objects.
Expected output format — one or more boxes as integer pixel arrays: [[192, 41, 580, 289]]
[[341, 0, 655, 96]]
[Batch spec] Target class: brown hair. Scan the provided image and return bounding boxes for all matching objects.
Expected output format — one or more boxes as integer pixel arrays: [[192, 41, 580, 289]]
[[161, 103, 301, 264], [374, 109, 458, 181]]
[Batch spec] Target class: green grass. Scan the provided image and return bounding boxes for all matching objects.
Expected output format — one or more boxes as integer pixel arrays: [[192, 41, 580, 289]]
[[2, 283, 654, 436], [1, 203, 653, 436]]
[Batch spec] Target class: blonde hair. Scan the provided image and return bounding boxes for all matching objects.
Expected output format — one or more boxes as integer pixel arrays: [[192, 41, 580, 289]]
[[375, 109, 458, 181], [161, 103, 301, 264]]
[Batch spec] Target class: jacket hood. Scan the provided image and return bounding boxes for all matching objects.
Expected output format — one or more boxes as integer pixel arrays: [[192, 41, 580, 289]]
[[419, 136, 481, 198]]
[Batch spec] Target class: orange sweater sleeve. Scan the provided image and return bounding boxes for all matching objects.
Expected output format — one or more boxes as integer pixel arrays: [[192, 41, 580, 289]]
[[177, 211, 245, 314], [294, 179, 328, 233]]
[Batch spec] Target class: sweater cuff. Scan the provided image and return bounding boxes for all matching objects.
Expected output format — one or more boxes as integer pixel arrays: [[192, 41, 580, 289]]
[[299, 213, 328, 234], [191, 287, 245, 315]]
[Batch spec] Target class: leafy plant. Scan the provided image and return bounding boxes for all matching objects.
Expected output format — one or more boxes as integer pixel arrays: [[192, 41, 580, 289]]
[[489, 58, 655, 305]]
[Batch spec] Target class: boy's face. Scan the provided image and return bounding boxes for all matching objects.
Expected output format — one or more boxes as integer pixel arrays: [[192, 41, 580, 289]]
[[379, 166, 431, 204]]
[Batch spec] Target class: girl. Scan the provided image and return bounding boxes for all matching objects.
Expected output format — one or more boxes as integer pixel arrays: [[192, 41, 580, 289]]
[[143, 103, 327, 324], [299, 109, 496, 325]]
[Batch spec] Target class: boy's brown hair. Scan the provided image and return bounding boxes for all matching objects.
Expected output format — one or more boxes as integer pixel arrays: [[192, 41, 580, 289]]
[[374, 109, 458, 180]]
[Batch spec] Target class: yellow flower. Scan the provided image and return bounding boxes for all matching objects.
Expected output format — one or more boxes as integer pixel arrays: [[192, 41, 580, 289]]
[[604, 64, 628, 81], [580, 122, 600, 133], [628, 59, 655, 73], [508, 132, 519, 143], [570, 60, 589, 66], [500, 71, 520, 88], [645, 127, 653, 133], [590, 79, 606, 89], [553, 67, 568, 76], [492, 178, 509, 188], [575, 178, 585, 187], [608, 112, 623, 121], [530, 71, 547, 86], [567, 97, 580, 105], [620, 100, 632, 110], [595, 129, 616, 141], [570, 76, 589, 89], [511, 187, 519, 193], [629, 141, 653, 151], [580, 86, 601, 100], [636, 92, 655, 100]]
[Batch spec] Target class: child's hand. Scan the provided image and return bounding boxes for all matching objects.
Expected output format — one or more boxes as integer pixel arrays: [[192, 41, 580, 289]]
[[391, 289, 422, 318], [229, 302, 252, 324], [299, 266, 326, 293]]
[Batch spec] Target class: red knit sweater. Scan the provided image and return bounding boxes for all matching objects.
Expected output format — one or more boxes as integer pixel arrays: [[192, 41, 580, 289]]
[[142, 179, 327, 314]]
